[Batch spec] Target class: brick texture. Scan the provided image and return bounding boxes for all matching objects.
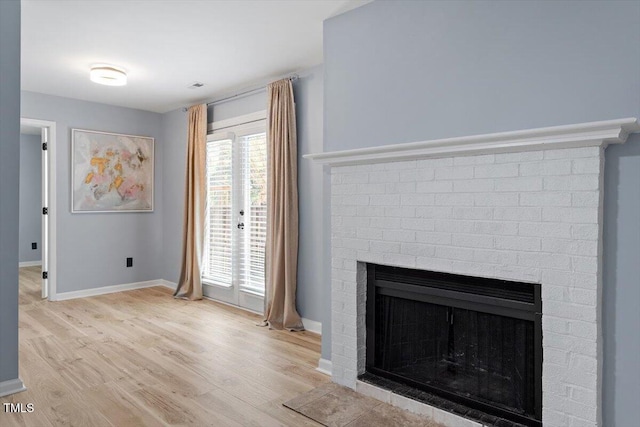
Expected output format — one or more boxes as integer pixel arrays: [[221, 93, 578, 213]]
[[330, 147, 604, 427]]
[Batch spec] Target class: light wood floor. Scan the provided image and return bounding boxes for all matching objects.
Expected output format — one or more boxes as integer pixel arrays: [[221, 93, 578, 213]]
[[2, 267, 327, 426]]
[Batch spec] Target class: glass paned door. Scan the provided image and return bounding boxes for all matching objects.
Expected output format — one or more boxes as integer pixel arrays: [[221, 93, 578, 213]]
[[204, 137, 233, 287], [203, 121, 267, 313], [239, 133, 267, 294]]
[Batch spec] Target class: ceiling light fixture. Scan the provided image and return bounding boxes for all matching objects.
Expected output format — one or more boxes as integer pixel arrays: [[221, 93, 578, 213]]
[[90, 64, 127, 86]]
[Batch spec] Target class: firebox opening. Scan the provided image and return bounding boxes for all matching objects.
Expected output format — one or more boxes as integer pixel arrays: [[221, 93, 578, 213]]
[[365, 264, 542, 427]]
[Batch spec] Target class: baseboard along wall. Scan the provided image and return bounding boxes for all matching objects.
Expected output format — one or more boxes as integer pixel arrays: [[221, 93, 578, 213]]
[[0, 378, 26, 398], [317, 358, 332, 376], [55, 279, 166, 301], [18, 260, 42, 268]]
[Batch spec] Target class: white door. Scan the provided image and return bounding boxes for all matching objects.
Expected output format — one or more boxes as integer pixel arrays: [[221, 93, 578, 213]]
[[202, 120, 267, 313]]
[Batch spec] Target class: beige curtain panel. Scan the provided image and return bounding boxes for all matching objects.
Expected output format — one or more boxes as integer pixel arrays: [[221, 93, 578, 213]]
[[263, 79, 304, 331], [175, 103, 207, 300]]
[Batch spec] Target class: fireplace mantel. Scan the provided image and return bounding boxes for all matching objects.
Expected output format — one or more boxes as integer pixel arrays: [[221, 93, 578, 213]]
[[305, 118, 639, 166]]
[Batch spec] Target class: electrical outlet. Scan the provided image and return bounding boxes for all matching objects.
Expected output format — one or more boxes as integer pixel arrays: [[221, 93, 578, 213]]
[[31, 242, 37, 250], [126, 257, 133, 267]]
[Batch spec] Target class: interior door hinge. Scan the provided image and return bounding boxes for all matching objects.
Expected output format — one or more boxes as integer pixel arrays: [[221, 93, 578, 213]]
[[42, 142, 48, 151], [42, 271, 48, 279], [42, 207, 48, 215]]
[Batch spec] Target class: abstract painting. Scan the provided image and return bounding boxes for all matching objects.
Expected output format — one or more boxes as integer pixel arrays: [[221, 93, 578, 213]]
[[72, 129, 154, 212]]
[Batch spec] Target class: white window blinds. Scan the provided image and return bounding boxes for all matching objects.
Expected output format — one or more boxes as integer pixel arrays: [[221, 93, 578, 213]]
[[203, 138, 233, 286]]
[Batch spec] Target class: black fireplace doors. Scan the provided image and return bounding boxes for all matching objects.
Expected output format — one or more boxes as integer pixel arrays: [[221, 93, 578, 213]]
[[365, 264, 542, 427]]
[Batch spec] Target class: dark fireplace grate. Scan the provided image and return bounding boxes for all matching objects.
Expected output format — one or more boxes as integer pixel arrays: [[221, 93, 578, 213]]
[[366, 264, 542, 427]]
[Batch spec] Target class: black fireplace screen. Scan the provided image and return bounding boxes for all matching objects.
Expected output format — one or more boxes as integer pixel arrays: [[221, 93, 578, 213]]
[[366, 264, 542, 427]]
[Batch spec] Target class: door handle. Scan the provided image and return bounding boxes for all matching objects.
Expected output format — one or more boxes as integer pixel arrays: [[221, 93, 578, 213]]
[[237, 223, 244, 230]]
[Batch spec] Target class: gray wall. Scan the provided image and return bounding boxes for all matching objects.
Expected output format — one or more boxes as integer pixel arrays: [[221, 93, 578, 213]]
[[160, 107, 187, 284], [294, 66, 326, 330], [323, 1, 640, 424], [19, 134, 42, 263], [0, 0, 21, 384], [21, 91, 164, 293], [603, 138, 640, 425], [325, 0, 640, 151], [161, 66, 327, 331]]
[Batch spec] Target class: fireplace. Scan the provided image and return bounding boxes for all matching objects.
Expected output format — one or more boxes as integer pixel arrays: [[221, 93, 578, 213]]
[[306, 118, 640, 426], [365, 264, 542, 426]]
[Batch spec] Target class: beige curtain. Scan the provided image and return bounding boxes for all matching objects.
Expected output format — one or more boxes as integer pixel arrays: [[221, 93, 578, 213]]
[[174, 104, 207, 300], [263, 79, 304, 331]]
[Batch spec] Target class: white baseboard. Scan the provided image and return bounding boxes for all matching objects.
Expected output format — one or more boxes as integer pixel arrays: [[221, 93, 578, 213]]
[[302, 317, 322, 335], [316, 358, 332, 376], [0, 378, 26, 397], [19, 260, 42, 268], [159, 279, 176, 290], [55, 279, 166, 301]]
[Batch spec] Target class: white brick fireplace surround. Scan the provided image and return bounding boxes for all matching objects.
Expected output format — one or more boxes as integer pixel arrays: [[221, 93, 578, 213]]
[[306, 119, 640, 427]]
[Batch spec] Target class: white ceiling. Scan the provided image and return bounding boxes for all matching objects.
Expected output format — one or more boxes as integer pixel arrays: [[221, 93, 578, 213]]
[[21, 0, 369, 113]]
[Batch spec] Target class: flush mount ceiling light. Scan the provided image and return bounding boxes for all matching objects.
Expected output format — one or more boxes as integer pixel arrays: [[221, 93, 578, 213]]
[[90, 64, 127, 86]]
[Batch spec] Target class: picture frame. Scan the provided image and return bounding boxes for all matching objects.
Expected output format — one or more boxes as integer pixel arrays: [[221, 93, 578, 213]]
[[71, 129, 154, 213]]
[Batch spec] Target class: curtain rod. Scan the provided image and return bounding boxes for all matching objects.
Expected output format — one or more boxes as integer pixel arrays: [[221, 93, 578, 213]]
[[182, 74, 299, 112]]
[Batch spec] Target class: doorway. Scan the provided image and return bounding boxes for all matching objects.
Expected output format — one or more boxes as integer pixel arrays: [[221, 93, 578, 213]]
[[202, 111, 267, 313], [19, 118, 56, 300]]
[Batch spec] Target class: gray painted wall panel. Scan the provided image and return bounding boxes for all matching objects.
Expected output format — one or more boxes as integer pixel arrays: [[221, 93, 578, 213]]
[[0, 0, 21, 383], [324, 0, 640, 151], [161, 108, 188, 284], [21, 91, 164, 293], [294, 66, 325, 328], [19, 134, 42, 263], [323, 1, 640, 423], [603, 136, 640, 426]]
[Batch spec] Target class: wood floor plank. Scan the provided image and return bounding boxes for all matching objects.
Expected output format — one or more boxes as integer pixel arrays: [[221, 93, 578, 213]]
[[257, 398, 325, 427], [48, 394, 114, 427], [0, 268, 328, 427], [194, 388, 285, 427], [83, 382, 168, 427], [129, 384, 243, 427]]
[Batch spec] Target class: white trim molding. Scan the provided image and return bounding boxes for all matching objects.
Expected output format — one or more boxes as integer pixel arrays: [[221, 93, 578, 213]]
[[20, 117, 57, 301], [302, 317, 322, 335], [158, 279, 176, 290], [208, 110, 267, 133], [18, 260, 42, 268], [0, 378, 26, 397], [55, 279, 166, 301], [317, 358, 332, 376], [304, 118, 640, 166]]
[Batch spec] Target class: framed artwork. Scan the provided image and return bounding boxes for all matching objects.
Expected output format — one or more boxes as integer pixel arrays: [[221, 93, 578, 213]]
[[71, 129, 154, 213]]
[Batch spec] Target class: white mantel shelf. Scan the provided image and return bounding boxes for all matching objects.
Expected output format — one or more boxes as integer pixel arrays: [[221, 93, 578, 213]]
[[304, 118, 640, 166]]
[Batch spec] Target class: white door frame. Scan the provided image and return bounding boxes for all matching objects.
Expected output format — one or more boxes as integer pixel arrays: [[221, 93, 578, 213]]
[[203, 111, 267, 314], [20, 118, 57, 301]]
